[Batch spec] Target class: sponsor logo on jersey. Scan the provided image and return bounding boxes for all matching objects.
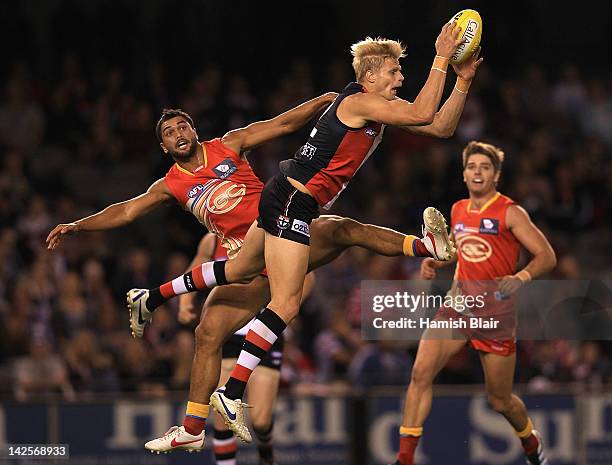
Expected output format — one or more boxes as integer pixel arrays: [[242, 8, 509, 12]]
[[299, 143, 317, 160], [454, 223, 465, 232], [457, 235, 492, 263], [364, 127, 378, 137], [187, 184, 205, 198], [277, 215, 290, 230], [213, 159, 238, 179], [291, 219, 310, 237], [479, 218, 499, 235]]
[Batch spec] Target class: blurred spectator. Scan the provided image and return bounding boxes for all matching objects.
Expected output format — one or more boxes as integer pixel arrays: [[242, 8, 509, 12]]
[[13, 339, 75, 401], [349, 340, 412, 389]]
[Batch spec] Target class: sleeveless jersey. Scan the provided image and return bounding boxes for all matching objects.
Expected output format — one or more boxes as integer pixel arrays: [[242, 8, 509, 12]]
[[280, 82, 385, 209], [164, 139, 264, 259], [451, 193, 520, 281], [448, 193, 521, 351]]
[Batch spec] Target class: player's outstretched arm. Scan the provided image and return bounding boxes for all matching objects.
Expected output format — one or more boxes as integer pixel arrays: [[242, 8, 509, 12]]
[[346, 22, 463, 128], [403, 47, 483, 138], [46, 179, 174, 250], [497, 205, 557, 294], [178, 233, 216, 324], [221, 92, 338, 154]]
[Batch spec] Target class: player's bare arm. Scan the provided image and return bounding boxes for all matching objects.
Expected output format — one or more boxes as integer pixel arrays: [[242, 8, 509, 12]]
[[403, 47, 483, 138], [46, 178, 174, 250], [221, 92, 338, 154], [338, 22, 463, 128], [497, 204, 557, 294], [178, 234, 217, 324]]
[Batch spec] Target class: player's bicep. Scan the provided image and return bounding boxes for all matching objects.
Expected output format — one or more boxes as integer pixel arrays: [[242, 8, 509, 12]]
[[124, 179, 174, 218], [507, 205, 552, 256], [356, 95, 432, 127], [222, 119, 286, 154]]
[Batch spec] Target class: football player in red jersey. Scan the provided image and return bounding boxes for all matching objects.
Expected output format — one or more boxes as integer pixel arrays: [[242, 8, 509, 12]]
[[392, 141, 557, 465], [178, 233, 313, 465], [47, 99, 455, 453]]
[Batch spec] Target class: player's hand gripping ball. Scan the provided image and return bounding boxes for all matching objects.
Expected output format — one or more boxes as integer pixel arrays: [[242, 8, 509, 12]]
[[449, 9, 482, 65]]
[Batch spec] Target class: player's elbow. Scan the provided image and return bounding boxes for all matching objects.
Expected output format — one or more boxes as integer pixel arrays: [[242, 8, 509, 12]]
[[414, 111, 435, 126], [435, 125, 455, 138], [546, 249, 558, 272]]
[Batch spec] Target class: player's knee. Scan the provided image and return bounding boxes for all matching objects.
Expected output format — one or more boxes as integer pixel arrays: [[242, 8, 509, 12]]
[[487, 394, 512, 414], [252, 419, 273, 435], [194, 320, 223, 352], [410, 362, 436, 389], [227, 262, 260, 284], [333, 216, 361, 245]]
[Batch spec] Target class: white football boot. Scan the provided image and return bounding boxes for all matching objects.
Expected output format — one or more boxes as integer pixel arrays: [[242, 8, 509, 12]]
[[421, 207, 456, 261], [210, 387, 252, 443], [126, 288, 153, 338], [144, 425, 205, 453]]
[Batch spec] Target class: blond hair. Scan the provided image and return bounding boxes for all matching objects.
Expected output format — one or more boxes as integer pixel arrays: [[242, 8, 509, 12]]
[[462, 141, 505, 172], [350, 36, 406, 82]]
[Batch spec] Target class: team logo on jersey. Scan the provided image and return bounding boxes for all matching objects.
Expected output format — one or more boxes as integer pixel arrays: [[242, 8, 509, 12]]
[[299, 143, 317, 160], [277, 215, 290, 230], [185, 179, 247, 232], [213, 159, 238, 179], [187, 184, 205, 198], [364, 128, 378, 137], [291, 219, 310, 237], [457, 235, 492, 263], [479, 218, 499, 235], [454, 223, 465, 233]]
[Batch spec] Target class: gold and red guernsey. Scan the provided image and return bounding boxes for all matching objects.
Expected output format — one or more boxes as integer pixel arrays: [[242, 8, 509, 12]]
[[451, 193, 520, 282], [164, 138, 264, 259]]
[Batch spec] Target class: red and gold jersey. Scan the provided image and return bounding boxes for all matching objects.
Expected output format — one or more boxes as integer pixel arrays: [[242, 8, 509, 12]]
[[451, 192, 520, 281], [164, 138, 264, 259], [446, 193, 521, 355], [212, 235, 229, 261]]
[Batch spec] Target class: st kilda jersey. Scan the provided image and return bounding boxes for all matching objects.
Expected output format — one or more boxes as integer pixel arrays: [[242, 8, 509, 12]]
[[164, 139, 264, 259], [280, 82, 385, 209]]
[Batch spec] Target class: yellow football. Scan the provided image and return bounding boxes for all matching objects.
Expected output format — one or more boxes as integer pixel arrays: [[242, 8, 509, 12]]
[[448, 9, 482, 65]]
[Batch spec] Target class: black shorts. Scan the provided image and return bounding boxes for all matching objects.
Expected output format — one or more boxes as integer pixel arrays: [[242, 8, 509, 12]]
[[257, 173, 319, 246], [222, 334, 284, 371]]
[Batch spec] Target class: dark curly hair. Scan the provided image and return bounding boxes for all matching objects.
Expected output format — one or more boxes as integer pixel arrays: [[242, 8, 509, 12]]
[[155, 108, 195, 142]]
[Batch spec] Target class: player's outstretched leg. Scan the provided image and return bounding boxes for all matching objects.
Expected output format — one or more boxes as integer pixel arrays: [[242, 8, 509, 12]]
[[307, 208, 455, 272], [126, 222, 266, 338]]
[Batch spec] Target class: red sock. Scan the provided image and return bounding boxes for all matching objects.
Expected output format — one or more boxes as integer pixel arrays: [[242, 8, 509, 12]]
[[413, 239, 431, 257], [521, 432, 539, 455], [398, 435, 420, 465], [183, 415, 206, 435]]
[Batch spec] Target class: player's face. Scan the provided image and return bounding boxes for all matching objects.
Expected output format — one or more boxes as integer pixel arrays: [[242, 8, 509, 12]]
[[372, 58, 404, 100], [463, 154, 500, 195], [159, 117, 198, 160]]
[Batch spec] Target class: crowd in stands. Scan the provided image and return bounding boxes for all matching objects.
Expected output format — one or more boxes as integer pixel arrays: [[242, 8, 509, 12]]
[[0, 49, 610, 400]]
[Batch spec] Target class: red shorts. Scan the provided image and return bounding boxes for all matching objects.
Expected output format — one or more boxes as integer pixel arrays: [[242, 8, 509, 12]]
[[435, 304, 516, 357]]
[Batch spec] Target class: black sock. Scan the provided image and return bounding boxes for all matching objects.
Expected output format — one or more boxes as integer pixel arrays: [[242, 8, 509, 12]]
[[146, 287, 164, 311]]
